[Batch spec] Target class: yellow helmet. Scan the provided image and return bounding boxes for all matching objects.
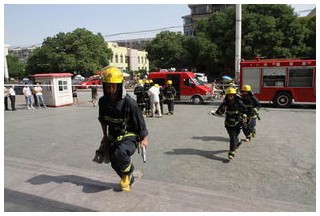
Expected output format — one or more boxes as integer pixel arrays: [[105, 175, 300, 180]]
[[225, 87, 237, 95], [144, 80, 150, 84], [242, 85, 251, 92], [167, 80, 172, 85], [149, 79, 153, 83], [102, 66, 124, 84], [154, 84, 159, 87], [138, 79, 143, 85]]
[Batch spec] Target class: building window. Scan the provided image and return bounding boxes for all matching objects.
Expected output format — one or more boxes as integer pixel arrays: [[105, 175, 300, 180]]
[[138, 56, 140, 64], [120, 55, 123, 63], [115, 54, 118, 63]]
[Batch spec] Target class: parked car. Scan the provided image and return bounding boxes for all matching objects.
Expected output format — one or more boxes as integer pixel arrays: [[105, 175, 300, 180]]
[[77, 75, 101, 89], [15, 78, 34, 95], [194, 73, 208, 83]]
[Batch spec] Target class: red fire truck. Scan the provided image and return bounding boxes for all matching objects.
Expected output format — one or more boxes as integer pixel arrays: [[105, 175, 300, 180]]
[[240, 58, 316, 107]]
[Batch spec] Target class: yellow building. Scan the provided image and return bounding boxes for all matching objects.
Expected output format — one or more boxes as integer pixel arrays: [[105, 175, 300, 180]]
[[107, 42, 149, 72]]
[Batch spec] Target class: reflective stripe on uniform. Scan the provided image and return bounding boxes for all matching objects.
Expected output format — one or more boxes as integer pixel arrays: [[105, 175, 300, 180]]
[[123, 163, 132, 173], [108, 132, 139, 142]]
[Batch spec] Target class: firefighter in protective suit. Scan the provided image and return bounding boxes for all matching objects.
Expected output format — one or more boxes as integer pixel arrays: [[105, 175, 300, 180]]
[[241, 85, 260, 141], [134, 79, 145, 113], [210, 87, 247, 160], [92, 66, 149, 191], [163, 80, 176, 115]]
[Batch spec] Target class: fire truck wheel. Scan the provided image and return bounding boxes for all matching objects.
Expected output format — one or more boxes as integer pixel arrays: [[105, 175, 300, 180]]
[[273, 92, 292, 108], [192, 96, 203, 105]]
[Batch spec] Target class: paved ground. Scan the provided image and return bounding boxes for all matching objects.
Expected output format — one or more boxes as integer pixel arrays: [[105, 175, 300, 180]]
[[3, 91, 316, 211]]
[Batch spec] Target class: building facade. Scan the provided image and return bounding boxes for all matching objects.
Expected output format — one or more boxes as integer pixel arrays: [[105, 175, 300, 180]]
[[8, 45, 40, 64], [107, 42, 149, 72], [113, 38, 153, 51], [182, 4, 233, 36]]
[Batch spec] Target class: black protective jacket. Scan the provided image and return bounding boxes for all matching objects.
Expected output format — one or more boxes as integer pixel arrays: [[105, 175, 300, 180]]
[[242, 92, 261, 118], [216, 95, 247, 127], [98, 94, 148, 141]]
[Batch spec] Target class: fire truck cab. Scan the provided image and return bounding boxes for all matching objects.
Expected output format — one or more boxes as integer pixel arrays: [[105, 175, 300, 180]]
[[148, 71, 213, 104], [240, 58, 316, 108]]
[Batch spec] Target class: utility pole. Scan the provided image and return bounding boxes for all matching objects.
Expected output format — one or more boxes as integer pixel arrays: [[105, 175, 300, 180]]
[[235, 4, 242, 83], [4, 45, 10, 82]]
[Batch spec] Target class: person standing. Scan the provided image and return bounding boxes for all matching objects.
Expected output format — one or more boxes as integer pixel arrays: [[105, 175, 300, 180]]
[[34, 83, 46, 108], [210, 87, 247, 160], [72, 87, 79, 106], [91, 85, 98, 107], [163, 80, 176, 115], [143, 80, 151, 116], [23, 84, 34, 109], [8, 85, 16, 111], [148, 84, 162, 118], [240, 85, 260, 141], [92, 66, 149, 192], [4, 87, 9, 111], [133, 79, 145, 113], [159, 85, 165, 115]]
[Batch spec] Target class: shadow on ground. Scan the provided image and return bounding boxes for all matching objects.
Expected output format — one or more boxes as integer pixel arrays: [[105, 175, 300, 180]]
[[192, 136, 229, 142], [165, 148, 230, 163], [26, 174, 119, 193]]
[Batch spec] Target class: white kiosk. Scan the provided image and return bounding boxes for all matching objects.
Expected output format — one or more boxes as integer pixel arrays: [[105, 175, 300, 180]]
[[33, 73, 73, 107]]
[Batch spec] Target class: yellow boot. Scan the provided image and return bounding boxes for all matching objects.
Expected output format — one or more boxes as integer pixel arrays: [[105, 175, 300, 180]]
[[120, 175, 131, 192]]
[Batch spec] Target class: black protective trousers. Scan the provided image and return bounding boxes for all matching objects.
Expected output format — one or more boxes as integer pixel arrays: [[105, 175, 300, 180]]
[[167, 100, 174, 113], [226, 124, 241, 152], [108, 137, 138, 178], [242, 117, 257, 137]]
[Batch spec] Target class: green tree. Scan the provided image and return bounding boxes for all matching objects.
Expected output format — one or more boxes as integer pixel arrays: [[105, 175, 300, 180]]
[[6, 55, 25, 78], [182, 33, 219, 75], [194, 4, 314, 76], [242, 4, 309, 59], [299, 16, 316, 59], [145, 31, 185, 69], [195, 7, 236, 74], [25, 28, 112, 76]]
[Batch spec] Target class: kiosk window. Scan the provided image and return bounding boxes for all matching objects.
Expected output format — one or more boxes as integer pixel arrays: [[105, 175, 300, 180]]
[[58, 80, 68, 91]]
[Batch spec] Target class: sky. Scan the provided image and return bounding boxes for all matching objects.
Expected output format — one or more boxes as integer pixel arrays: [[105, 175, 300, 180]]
[[3, 1, 317, 47], [4, 4, 190, 47]]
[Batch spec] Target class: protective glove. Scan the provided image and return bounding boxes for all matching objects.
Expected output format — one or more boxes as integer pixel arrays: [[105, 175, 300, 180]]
[[208, 110, 216, 115]]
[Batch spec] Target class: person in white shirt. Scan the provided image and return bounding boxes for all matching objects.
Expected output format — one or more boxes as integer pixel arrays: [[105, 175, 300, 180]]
[[23, 84, 34, 109], [34, 83, 46, 108], [148, 84, 162, 117], [4, 87, 9, 111], [8, 85, 17, 111]]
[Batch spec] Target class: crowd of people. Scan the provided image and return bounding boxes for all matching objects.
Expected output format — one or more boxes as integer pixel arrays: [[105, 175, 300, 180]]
[[4, 83, 47, 111], [133, 79, 177, 118]]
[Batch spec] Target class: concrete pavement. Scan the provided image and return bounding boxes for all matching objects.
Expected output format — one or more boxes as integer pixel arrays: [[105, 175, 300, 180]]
[[4, 91, 316, 211], [4, 156, 314, 212]]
